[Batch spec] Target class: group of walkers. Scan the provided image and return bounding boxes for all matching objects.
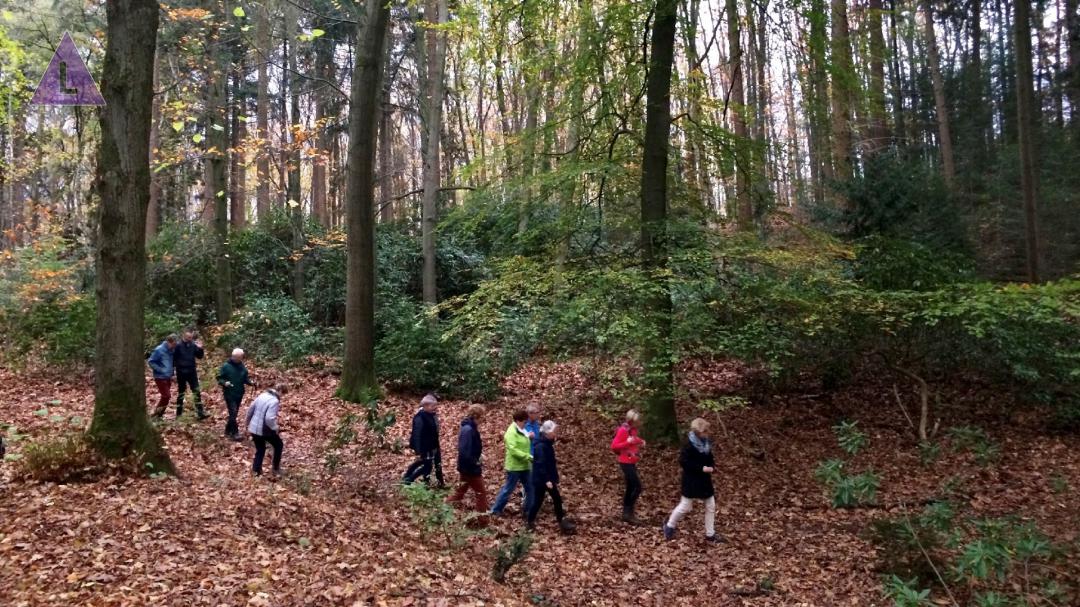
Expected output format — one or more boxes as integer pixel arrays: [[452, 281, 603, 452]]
[[146, 331, 287, 478], [402, 396, 723, 542], [147, 331, 721, 540]]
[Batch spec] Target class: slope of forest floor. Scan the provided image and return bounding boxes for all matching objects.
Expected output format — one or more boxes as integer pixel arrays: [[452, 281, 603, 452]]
[[1, 360, 1078, 606]]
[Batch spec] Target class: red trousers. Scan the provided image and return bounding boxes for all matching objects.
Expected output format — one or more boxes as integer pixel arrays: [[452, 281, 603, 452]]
[[448, 473, 489, 514], [152, 378, 172, 415]]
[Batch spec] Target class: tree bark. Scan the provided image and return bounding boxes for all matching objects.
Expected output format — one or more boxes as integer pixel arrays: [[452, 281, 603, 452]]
[[806, 0, 831, 206], [90, 0, 172, 472], [830, 0, 855, 189], [640, 0, 679, 442], [337, 0, 391, 403], [285, 10, 304, 303], [1066, 0, 1080, 123], [147, 50, 162, 239], [727, 0, 752, 229], [1014, 0, 1042, 281], [866, 0, 890, 155], [920, 0, 957, 186], [255, 0, 272, 220], [421, 0, 447, 305], [206, 0, 232, 322], [230, 60, 247, 229]]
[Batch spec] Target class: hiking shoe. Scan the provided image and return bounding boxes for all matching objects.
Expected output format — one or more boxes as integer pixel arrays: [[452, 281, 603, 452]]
[[622, 511, 645, 526], [705, 534, 727, 544], [662, 524, 676, 541], [196, 412, 210, 421]]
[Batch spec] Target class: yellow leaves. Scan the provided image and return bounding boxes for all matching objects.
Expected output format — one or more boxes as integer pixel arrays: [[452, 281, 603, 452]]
[[167, 7, 212, 21]]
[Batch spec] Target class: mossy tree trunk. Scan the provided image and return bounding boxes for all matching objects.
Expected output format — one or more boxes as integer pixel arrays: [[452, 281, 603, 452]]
[[337, 0, 391, 403], [89, 0, 173, 473]]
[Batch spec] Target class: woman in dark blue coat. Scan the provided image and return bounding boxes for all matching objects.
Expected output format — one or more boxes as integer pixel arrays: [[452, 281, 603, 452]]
[[526, 420, 573, 533]]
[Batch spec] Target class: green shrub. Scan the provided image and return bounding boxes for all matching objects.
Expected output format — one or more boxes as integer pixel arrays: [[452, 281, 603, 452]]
[[400, 482, 479, 549], [492, 531, 534, 583], [216, 295, 329, 365]]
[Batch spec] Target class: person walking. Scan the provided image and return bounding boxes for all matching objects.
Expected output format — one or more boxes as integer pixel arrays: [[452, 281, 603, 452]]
[[611, 409, 646, 525], [218, 348, 255, 441], [148, 334, 178, 419], [447, 404, 488, 520], [489, 409, 533, 517], [173, 329, 208, 420], [662, 418, 724, 543], [526, 420, 573, 534], [402, 394, 443, 486], [246, 383, 288, 478]]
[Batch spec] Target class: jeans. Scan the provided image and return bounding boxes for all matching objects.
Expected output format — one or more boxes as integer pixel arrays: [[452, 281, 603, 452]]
[[620, 463, 642, 512], [224, 396, 242, 436], [490, 470, 533, 515], [151, 379, 172, 416], [175, 369, 204, 415], [448, 473, 489, 513], [666, 496, 716, 537], [527, 482, 565, 524], [252, 429, 283, 475]]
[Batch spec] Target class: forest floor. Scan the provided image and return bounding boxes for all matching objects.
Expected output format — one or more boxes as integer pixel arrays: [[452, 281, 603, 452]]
[[1, 359, 1078, 606]]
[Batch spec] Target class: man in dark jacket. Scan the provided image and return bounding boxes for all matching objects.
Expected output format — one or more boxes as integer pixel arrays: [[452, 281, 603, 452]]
[[447, 405, 488, 517], [402, 394, 443, 486], [217, 348, 255, 441], [174, 329, 208, 420], [526, 420, 572, 533]]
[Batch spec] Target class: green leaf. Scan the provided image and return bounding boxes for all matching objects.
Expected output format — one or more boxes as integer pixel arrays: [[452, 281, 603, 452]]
[[171, 121, 184, 132], [311, 29, 325, 37], [241, 25, 251, 32], [192, 133, 204, 143], [33, 408, 48, 417], [49, 399, 62, 405], [1, 10, 13, 21], [298, 536, 311, 548], [4, 453, 22, 462], [232, 6, 245, 17], [212, 123, 225, 132]]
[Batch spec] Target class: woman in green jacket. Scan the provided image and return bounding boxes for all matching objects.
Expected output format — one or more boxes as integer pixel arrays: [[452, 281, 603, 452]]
[[489, 409, 534, 517]]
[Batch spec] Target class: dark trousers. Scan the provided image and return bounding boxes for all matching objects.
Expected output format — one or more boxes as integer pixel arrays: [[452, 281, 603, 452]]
[[403, 451, 442, 485], [175, 369, 204, 414], [527, 482, 565, 524], [252, 429, 283, 475], [151, 379, 172, 416], [224, 396, 242, 436], [620, 463, 642, 512]]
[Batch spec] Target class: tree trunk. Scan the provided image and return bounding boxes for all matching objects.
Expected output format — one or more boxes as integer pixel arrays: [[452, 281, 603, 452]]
[[147, 50, 163, 239], [1015, 0, 1042, 281], [421, 0, 447, 306], [90, 0, 172, 472], [1066, 0, 1080, 123], [337, 0, 391, 403], [285, 12, 304, 303], [806, 0, 831, 206], [207, 0, 232, 322], [920, 0, 957, 186], [311, 16, 332, 228], [866, 0, 890, 155], [230, 61, 247, 229], [727, 0, 752, 229], [255, 1, 271, 220], [830, 0, 855, 189], [640, 0, 679, 442]]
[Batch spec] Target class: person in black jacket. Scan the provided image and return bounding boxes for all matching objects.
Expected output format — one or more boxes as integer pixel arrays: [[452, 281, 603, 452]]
[[402, 394, 443, 486], [173, 329, 208, 420], [662, 418, 723, 543], [447, 405, 488, 517], [526, 420, 572, 533]]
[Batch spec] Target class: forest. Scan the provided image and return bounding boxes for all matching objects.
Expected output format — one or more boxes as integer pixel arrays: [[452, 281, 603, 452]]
[[0, 0, 1078, 604]]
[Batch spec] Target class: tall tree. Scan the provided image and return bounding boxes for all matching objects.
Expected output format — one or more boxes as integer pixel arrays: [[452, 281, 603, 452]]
[[1014, 0, 1042, 281], [207, 1, 233, 322], [830, 0, 855, 188], [1066, 0, 1080, 122], [146, 50, 163, 238], [805, 0, 831, 206], [728, 0, 753, 229], [337, 0, 392, 402], [89, 0, 172, 471], [866, 0, 890, 154], [285, 7, 304, 302], [255, 0, 272, 220], [640, 0, 679, 441], [421, 0, 447, 305], [920, 0, 957, 186]]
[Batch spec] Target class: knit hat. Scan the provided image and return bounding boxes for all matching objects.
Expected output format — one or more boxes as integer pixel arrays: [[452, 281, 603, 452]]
[[420, 394, 438, 407]]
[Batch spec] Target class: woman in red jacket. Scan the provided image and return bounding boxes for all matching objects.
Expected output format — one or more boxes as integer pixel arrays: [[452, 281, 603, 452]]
[[611, 409, 646, 525]]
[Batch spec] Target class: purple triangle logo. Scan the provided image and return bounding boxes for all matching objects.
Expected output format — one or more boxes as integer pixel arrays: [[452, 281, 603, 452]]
[[30, 32, 105, 106]]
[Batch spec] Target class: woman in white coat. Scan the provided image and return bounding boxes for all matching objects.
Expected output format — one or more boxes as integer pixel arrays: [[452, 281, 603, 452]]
[[246, 383, 289, 478]]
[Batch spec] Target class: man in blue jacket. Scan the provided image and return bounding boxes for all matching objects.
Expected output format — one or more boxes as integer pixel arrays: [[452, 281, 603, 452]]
[[402, 394, 443, 486], [148, 334, 178, 419]]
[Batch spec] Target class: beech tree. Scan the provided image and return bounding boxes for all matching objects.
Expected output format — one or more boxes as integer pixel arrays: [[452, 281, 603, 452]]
[[89, 0, 172, 471]]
